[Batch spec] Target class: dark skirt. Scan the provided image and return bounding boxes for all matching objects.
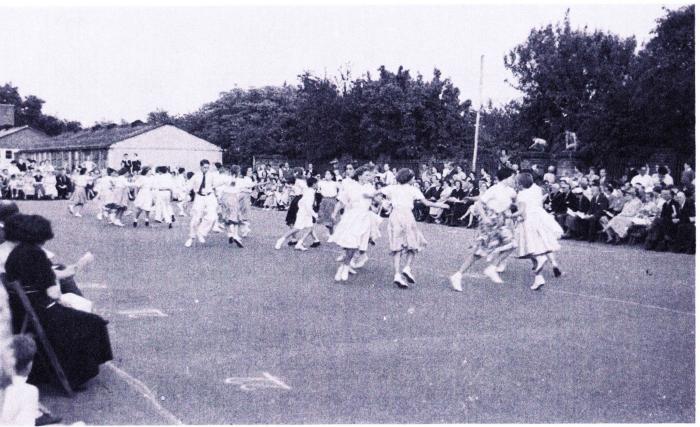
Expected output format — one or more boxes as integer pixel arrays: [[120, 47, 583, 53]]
[[9, 294, 113, 389], [286, 195, 302, 227]]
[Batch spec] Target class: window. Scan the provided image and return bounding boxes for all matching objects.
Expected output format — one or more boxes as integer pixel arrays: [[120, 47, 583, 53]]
[[5, 150, 12, 159]]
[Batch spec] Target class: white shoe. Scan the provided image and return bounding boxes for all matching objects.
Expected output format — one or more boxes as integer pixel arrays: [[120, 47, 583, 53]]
[[74, 212, 82, 218], [197, 234, 206, 244], [483, 265, 504, 284], [68, 205, 75, 215], [113, 220, 124, 227], [347, 266, 357, 275], [393, 273, 409, 288], [336, 254, 345, 262], [340, 265, 350, 281], [96, 212, 103, 220], [294, 243, 308, 251], [495, 263, 506, 273], [402, 267, 416, 284], [275, 238, 285, 250], [531, 275, 546, 291], [184, 238, 193, 248], [334, 265, 344, 282], [449, 272, 463, 292]]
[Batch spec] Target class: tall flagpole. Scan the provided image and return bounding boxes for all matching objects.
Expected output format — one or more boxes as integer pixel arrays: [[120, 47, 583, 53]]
[[471, 54, 484, 173]]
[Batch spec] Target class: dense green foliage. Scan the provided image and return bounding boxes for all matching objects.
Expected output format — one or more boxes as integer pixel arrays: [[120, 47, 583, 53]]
[[1, 5, 692, 168]]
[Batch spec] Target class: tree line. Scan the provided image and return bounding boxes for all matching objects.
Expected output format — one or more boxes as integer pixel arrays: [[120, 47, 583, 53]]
[[1, 5, 693, 170]]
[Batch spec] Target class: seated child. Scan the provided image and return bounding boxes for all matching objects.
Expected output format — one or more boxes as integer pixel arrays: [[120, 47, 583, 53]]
[[0, 334, 39, 426]]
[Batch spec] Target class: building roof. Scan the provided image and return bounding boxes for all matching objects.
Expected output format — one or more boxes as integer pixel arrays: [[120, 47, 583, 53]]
[[20, 124, 163, 152], [0, 126, 50, 149]]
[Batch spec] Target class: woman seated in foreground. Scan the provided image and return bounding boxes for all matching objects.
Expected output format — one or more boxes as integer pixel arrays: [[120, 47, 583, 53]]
[[3, 214, 113, 390]]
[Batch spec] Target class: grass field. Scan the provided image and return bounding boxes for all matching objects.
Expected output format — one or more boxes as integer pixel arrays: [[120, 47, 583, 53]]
[[17, 200, 695, 424]]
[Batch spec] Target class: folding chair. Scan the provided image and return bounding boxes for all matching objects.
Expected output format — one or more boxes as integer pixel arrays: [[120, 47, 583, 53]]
[[1, 274, 73, 396]]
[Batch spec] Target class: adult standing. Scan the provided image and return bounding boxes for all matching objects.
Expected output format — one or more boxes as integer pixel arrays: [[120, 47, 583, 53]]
[[185, 160, 218, 248], [120, 154, 132, 173], [131, 154, 141, 173]]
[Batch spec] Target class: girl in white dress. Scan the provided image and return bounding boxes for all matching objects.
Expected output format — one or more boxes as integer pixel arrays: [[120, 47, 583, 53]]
[[380, 168, 448, 288], [173, 168, 189, 217], [152, 167, 175, 229], [328, 166, 376, 282], [275, 177, 319, 251], [93, 170, 112, 221], [132, 167, 155, 227], [44, 171, 58, 199], [105, 168, 130, 227], [513, 173, 563, 290], [219, 175, 244, 248], [68, 168, 91, 217]]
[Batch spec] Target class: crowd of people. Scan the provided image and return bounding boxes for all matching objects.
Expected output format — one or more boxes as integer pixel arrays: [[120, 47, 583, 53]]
[[0, 152, 694, 424]]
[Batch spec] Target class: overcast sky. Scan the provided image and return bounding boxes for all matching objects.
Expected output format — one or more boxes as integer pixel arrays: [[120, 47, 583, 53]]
[[0, 3, 673, 124]]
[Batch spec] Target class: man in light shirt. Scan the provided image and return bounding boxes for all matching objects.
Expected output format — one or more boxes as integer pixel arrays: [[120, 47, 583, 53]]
[[185, 160, 219, 247], [381, 164, 396, 185], [631, 165, 653, 189]]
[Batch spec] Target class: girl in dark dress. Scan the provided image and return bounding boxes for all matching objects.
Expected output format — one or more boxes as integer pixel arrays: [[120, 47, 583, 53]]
[[3, 214, 112, 389]]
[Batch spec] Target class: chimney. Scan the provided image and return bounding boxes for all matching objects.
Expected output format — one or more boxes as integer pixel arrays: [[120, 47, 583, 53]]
[[0, 104, 14, 128]]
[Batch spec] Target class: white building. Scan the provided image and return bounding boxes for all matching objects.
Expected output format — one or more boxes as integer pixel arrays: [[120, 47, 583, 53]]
[[20, 124, 223, 171]]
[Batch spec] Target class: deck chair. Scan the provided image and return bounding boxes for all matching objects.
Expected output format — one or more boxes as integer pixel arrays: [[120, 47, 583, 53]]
[[1, 273, 74, 396]]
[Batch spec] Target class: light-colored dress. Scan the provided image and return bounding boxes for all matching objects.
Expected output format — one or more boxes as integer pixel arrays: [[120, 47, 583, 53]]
[[219, 185, 242, 225], [133, 175, 155, 211], [608, 198, 643, 238], [515, 185, 563, 257], [381, 184, 428, 252], [293, 187, 316, 230], [328, 180, 374, 250], [317, 180, 339, 227], [70, 174, 90, 205]]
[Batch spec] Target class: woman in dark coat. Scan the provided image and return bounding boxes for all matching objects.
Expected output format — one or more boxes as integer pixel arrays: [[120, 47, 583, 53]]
[[4, 214, 112, 389]]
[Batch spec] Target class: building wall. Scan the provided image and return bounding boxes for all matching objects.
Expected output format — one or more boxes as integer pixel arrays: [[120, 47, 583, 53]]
[[107, 125, 222, 170], [0, 128, 50, 168]]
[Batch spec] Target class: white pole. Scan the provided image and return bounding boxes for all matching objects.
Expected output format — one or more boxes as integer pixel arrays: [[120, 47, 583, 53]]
[[471, 54, 484, 173]]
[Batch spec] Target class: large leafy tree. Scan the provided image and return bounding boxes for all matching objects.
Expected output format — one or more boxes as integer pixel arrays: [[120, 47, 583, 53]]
[[629, 5, 694, 158], [0, 83, 82, 135], [504, 11, 637, 161]]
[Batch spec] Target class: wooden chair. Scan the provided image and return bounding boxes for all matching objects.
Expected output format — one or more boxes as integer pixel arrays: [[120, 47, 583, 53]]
[[1, 274, 73, 396]]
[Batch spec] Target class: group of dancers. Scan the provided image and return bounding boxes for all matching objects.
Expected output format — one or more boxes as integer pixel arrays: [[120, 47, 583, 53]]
[[65, 158, 564, 291], [273, 162, 564, 290]]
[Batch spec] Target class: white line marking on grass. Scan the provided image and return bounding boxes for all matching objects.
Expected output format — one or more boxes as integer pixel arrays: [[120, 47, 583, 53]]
[[224, 373, 291, 391], [262, 372, 292, 390], [117, 308, 167, 318], [547, 288, 695, 317], [105, 362, 183, 425]]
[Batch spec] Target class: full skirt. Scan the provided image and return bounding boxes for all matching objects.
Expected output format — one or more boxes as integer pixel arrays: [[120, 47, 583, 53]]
[[387, 210, 427, 252], [328, 207, 372, 251], [515, 209, 563, 257]]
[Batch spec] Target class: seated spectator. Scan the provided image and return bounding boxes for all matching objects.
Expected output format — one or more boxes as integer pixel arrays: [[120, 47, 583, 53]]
[[428, 178, 454, 223], [603, 188, 644, 243], [552, 180, 575, 232], [3, 214, 113, 390], [445, 180, 468, 225], [645, 188, 680, 251], [563, 186, 591, 239], [0, 335, 40, 426], [672, 190, 695, 254], [575, 183, 609, 242]]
